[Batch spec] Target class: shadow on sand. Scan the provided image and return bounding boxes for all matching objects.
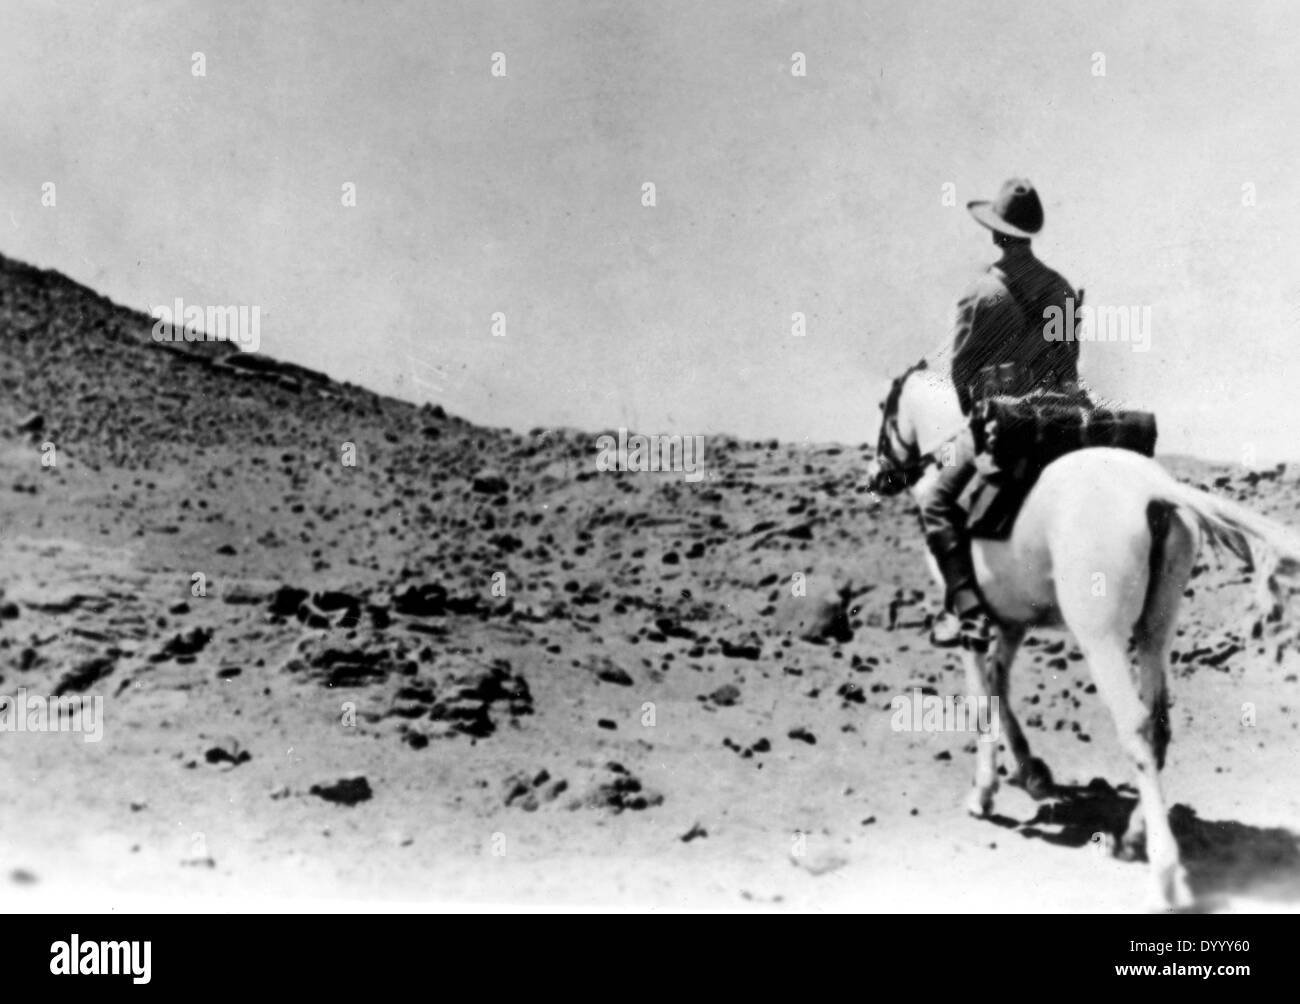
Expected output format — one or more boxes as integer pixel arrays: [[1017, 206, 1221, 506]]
[[1007, 778, 1300, 908]]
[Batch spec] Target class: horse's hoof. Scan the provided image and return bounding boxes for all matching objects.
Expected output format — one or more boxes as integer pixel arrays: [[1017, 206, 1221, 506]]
[[1015, 758, 1055, 800], [1149, 864, 1195, 912], [1165, 865, 1195, 910], [1117, 832, 1146, 863], [966, 786, 996, 818]]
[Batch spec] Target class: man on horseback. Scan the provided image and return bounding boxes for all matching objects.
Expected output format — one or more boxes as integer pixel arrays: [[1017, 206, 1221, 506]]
[[922, 178, 1081, 649]]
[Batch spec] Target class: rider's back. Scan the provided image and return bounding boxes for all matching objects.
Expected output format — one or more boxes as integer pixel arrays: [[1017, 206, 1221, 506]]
[[950, 246, 1079, 414]]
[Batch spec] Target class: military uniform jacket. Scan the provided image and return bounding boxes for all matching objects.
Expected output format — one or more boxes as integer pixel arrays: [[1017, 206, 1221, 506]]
[[950, 245, 1080, 415]]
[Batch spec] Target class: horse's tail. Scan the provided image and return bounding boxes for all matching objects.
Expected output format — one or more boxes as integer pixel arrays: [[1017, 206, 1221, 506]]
[[1153, 475, 1300, 620]]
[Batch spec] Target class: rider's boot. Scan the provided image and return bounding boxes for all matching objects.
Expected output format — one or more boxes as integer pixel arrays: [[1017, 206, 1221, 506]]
[[926, 529, 994, 653], [930, 610, 964, 647]]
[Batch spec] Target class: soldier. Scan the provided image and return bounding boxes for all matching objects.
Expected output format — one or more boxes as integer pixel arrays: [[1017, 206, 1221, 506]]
[[922, 178, 1081, 649]]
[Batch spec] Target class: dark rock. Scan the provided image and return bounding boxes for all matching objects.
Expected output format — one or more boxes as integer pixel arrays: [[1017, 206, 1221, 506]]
[[392, 583, 448, 617], [16, 412, 45, 434], [471, 474, 509, 495], [313, 589, 363, 613], [222, 583, 266, 605], [204, 744, 251, 767], [150, 627, 213, 662], [709, 683, 741, 706], [53, 656, 116, 696], [309, 776, 373, 806], [836, 682, 866, 704], [268, 585, 309, 617], [596, 664, 634, 686], [720, 639, 761, 660]]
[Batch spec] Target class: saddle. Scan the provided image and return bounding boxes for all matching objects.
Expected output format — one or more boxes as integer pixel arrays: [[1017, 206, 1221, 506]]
[[965, 387, 1158, 540]]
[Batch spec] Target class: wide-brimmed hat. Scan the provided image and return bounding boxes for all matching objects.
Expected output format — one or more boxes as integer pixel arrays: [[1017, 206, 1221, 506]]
[[967, 178, 1043, 239]]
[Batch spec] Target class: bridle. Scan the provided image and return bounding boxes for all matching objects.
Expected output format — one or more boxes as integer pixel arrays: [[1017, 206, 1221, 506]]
[[868, 359, 942, 496]]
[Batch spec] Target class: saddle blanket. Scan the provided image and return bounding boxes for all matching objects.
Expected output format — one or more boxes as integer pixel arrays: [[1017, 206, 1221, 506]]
[[966, 395, 1158, 540]]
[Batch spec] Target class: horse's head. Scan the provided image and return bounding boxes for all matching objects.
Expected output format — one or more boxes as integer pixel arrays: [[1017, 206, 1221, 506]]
[[865, 359, 931, 497]]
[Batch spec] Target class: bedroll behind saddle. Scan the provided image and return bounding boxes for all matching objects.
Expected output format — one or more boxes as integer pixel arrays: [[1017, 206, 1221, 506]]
[[966, 393, 1158, 539], [973, 393, 1158, 481]]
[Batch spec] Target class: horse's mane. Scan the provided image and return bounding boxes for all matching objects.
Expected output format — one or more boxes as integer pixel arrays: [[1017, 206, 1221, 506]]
[[881, 358, 931, 418]]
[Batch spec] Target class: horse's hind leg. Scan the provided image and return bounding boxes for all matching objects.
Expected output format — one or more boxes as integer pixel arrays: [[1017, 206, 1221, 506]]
[[1080, 635, 1191, 910], [1120, 508, 1196, 863]]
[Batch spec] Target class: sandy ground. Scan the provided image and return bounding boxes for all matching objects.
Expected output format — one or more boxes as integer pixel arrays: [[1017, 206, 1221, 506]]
[[1, 253, 1299, 913]]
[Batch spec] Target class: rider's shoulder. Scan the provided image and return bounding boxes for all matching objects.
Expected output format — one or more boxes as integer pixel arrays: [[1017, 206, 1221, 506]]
[[961, 269, 1015, 306], [1024, 257, 1076, 298]]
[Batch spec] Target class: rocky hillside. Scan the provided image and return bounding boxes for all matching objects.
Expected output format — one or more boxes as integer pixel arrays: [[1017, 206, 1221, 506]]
[[1, 252, 1298, 911]]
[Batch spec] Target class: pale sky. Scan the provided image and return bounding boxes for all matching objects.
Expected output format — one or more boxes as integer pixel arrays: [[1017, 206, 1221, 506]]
[[3, 0, 1299, 461]]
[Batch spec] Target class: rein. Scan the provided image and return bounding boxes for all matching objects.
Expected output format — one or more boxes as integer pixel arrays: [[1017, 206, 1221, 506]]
[[872, 359, 944, 494]]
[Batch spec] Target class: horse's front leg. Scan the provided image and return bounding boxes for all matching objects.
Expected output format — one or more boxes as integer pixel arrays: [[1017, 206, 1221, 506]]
[[963, 640, 1000, 817], [988, 625, 1055, 800]]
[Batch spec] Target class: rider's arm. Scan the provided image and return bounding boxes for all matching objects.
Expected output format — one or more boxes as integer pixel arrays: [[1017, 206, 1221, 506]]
[[950, 276, 1018, 414], [1046, 281, 1082, 387]]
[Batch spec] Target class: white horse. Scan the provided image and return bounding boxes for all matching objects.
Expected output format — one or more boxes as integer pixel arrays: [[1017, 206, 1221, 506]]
[[866, 361, 1300, 910]]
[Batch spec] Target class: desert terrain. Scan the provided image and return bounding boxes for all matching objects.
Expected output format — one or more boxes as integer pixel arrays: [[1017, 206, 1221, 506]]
[[1, 252, 1298, 912]]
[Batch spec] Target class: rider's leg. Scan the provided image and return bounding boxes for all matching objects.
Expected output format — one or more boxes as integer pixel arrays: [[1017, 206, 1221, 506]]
[[917, 430, 990, 648]]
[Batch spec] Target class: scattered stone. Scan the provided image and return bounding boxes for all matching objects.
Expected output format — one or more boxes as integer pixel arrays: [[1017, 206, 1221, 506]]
[[543, 779, 568, 802], [268, 585, 309, 617], [709, 683, 741, 706], [222, 583, 266, 605], [16, 411, 45, 435], [503, 774, 535, 809], [596, 663, 634, 686], [150, 627, 212, 663], [309, 776, 373, 806], [586, 767, 663, 813], [471, 474, 509, 495], [774, 579, 856, 643], [295, 642, 416, 687], [720, 638, 761, 660], [836, 682, 865, 704], [204, 740, 251, 768], [392, 583, 448, 617], [313, 589, 363, 614], [428, 658, 532, 738], [53, 656, 116, 696]]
